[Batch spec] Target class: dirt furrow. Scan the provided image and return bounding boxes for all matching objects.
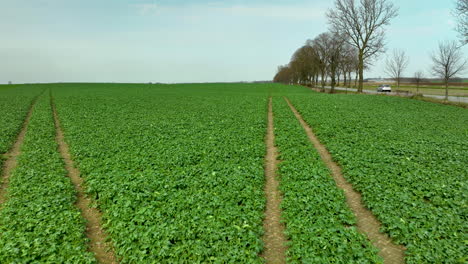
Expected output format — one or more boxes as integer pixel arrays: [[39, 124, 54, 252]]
[[284, 97, 405, 264], [0, 97, 38, 205], [261, 97, 287, 264], [51, 98, 118, 264]]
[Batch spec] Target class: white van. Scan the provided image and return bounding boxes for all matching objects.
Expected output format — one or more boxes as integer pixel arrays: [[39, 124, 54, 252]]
[[377, 84, 392, 92]]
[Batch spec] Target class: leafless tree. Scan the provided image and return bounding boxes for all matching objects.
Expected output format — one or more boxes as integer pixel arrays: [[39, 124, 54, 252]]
[[430, 40, 467, 100], [327, 0, 398, 92], [413, 71, 424, 93], [336, 68, 342, 86], [385, 49, 409, 88], [310, 34, 332, 91], [453, 0, 468, 45], [337, 44, 359, 88], [327, 33, 348, 92], [273, 65, 293, 84], [274, 44, 321, 86], [340, 44, 359, 88], [290, 45, 319, 85], [339, 45, 350, 87]]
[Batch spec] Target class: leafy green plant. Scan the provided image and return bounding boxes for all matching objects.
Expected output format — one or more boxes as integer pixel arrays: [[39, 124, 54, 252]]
[[0, 85, 43, 153], [0, 82, 465, 263], [0, 93, 95, 263], [288, 93, 468, 263], [273, 97, 381, 263], [52, 83, 269, 263]]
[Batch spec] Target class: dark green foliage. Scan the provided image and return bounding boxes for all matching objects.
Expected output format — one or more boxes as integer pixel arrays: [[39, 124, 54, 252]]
[[0, 82, 465, 263], [0, 93, 95, 263], [273, 97, 381, 263], [0, 85, 43, 153], [288, 93, 468, 263], [53, 84, 268, 263]]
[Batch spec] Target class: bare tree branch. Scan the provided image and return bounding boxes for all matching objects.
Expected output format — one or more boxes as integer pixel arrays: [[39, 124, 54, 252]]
[[339, 44, 359, 88], [385, 49, 409, 88], [413, 71, 424, 93], [312, 33, 333, 90], [430, 40, 467, 100], [453, 0, 468, 45], [327, 0, 398, 92], [273, 65, 294, 84]]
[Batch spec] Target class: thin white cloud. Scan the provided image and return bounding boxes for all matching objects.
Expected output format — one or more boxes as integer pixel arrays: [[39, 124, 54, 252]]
[[134, 3, 160, 16], [214, 5, 325, 21], [132, 2, 326, 21]]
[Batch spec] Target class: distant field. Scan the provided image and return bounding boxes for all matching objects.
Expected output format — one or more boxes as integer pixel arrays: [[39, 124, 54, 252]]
[[427, 80, 468, 84], [362, 84, 468, 96], [0, 83, 466, 263], [0, 85, 12, 92], [399, 83, 468, 90]]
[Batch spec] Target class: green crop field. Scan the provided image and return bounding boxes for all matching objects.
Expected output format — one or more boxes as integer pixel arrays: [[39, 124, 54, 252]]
[[287, 92, 467, 263], [0, 92, 94, 262], [0, 83, 466, 263]]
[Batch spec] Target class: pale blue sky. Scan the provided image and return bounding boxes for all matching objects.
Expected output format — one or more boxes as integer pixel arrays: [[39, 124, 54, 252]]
[[1, 0, 466, 83]]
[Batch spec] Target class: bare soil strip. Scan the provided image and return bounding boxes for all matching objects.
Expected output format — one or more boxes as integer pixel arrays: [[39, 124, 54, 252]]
[[284, 97, 405, 264], [261, 97, 287, 264], [0, 98, 38, 205], [51, 99, 118, 264]]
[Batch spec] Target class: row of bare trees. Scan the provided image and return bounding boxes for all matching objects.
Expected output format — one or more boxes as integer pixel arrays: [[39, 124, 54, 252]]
[[274, 0, 467, 100], [386, 40, 467, 100], [273, 33, 361, 94], [274, 0, 399, 93]]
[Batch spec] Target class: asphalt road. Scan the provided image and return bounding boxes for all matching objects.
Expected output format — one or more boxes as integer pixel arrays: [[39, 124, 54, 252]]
[[322, 86, 468, 104]]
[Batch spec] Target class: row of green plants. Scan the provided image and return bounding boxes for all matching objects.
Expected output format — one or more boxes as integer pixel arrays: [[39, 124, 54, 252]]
[[0, 85, 43, 154], [272, 97, 381, 263], [0, 82, 465, 263], [52, 84, 269, 263], [288, 93, 467, 263], [0, 93, 94, 262]]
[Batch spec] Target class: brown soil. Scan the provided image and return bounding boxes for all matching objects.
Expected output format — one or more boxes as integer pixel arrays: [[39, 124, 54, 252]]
[[51, 99, 118, 264], [261, 97, 287, 264], [0, 98, 37, 205], [284, 97, 405, 264]]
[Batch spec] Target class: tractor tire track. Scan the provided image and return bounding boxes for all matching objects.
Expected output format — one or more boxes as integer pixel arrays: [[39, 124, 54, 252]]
[[261, 97, 287, 264], [284, 97, 405, 264], [0, 95, 40, 205], [51, 97, 118, 264]]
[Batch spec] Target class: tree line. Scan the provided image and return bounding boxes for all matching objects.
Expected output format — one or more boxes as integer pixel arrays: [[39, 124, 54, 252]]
[[274, 0, 467, 100]]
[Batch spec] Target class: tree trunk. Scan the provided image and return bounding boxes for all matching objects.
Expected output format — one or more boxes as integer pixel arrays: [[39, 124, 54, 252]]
[[343, 73, 347, 89], [321, 71, 326, 92], [354, 71, 358, 88], [336, 71, 341, 87], [358, 50, 364, 92], [445, 80, 449, 101], [320, 75, 323, 89], [331, 74, 336, 93], [348, 72, 352, 88], [330, 62, 336, 93]]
